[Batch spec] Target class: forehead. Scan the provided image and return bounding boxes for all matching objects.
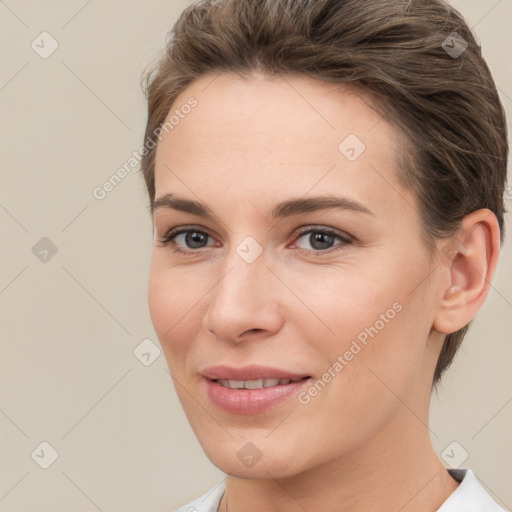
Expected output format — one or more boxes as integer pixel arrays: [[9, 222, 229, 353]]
[[154, 73, 405, 207]]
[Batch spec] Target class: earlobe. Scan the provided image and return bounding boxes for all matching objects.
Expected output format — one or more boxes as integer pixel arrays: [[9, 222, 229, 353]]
[[433, 209, 501, 335]]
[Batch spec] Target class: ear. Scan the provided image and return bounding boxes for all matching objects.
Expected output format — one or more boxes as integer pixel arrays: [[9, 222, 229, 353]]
[[433, 209, 501, 335]]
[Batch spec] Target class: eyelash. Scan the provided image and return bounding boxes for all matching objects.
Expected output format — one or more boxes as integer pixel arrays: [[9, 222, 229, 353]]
[[157, 225, 354, 257]]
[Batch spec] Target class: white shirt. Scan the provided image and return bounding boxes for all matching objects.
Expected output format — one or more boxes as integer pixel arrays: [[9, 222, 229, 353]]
[[173, 469, 508, 512]]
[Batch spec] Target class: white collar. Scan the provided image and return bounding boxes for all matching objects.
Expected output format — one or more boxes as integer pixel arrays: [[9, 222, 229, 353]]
[[436, 469, 507, 511], [175, 469, 507, 512]]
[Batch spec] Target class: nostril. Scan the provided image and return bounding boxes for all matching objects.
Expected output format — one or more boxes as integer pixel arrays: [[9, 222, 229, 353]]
[[240, 328, 263, 336]]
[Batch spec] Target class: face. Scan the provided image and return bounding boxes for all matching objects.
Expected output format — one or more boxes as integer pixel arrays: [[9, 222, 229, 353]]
[[148, 73, 444, 479]]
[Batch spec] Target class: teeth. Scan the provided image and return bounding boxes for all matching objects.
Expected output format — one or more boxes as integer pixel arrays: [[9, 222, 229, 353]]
[[217, 378, 303, 389], [227, 380, 245, 389], [244, 379, 264, 389]]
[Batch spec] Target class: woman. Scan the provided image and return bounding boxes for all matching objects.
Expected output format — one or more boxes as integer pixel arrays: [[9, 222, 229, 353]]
[[140, 0, 509, 510]]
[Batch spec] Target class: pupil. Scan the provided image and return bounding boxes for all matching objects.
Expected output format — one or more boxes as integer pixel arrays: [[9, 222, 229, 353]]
[[311, 232, 333, 250], [187, 231, 207, 248]]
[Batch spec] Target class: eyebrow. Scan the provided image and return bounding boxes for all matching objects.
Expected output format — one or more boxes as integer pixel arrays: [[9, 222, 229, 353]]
[[153, 193, 374, 219]]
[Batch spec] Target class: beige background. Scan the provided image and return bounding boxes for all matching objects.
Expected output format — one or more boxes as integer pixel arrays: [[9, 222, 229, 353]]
[[0, 1, 511, 510]]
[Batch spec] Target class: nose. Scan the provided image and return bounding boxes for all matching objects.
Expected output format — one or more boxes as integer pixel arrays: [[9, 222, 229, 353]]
[[202, 249, 285, 344]]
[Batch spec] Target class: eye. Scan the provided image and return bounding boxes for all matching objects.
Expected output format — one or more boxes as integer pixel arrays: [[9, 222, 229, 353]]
[[157, 225, 354, 257], [290, 227, 353, 256], [157, 226, 217, 255]]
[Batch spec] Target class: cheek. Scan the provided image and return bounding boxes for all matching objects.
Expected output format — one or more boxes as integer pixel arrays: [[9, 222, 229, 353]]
[[306, 265, 403, 342], [308, 259, 431, 387], [148, 260, 202, 362], [148, 264, 173, 339]]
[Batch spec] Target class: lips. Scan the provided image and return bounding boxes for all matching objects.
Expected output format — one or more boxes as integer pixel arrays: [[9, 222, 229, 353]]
[[201, 364, 311, 382], [201, 365, 312, 414]]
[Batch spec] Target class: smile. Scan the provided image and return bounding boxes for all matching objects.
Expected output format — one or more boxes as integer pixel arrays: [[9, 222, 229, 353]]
[[215, 377, 308, 389]]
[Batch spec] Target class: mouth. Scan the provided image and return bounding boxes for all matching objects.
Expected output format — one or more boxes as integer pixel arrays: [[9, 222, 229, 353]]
[[213, 376, 310, 390], [201, 364, 312, 383], [201, 365, 312, 414]]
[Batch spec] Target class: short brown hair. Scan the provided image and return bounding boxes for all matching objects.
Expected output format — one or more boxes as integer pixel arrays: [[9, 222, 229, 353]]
[[140, 0, 508, 388]]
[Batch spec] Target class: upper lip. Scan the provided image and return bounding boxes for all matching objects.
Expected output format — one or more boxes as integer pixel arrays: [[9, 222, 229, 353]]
[[201, 365, 311, 381]]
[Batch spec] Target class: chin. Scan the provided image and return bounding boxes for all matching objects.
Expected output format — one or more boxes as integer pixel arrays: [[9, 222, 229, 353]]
[[209, 453, 304, 480], [197, 433, 312, 480]]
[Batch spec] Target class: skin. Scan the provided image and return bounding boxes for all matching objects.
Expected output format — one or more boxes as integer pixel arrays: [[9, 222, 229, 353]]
[[148, 73, 500, 511]]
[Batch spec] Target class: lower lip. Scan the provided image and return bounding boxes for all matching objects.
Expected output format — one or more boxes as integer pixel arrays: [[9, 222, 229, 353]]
[[204, 377, 311, 415]]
